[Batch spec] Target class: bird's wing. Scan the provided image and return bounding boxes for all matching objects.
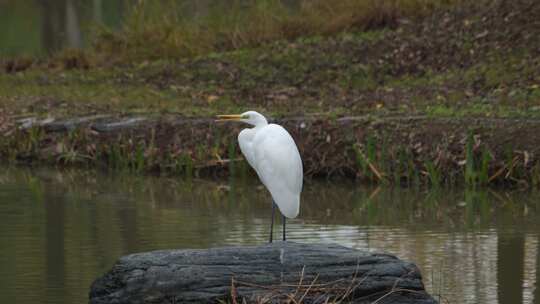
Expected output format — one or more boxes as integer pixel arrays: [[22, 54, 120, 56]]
[[253, 124, 303, 218], [238, 128, 257, 169]]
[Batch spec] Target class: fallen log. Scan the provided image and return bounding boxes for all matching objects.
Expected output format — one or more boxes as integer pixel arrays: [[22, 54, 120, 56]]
[[89, 242, 437, 304]]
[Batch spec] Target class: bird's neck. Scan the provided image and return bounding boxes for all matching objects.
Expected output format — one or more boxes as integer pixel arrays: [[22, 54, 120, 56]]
[[252, 121, 268, 129], [251, 114, 268, 127]]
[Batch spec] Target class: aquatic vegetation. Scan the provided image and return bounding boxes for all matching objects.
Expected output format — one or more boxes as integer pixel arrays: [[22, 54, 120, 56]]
[[1, 115, 539, 188], [0, 0, 539, 188], [464, 132, 476, 186], [425, 160, 441, 187]]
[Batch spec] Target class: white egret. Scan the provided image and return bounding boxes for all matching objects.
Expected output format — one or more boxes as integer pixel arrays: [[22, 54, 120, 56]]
[[217, 111, 303, 242]]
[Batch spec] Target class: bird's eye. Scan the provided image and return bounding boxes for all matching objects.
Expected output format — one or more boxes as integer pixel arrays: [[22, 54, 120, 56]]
[[242, 114, 250, 119]]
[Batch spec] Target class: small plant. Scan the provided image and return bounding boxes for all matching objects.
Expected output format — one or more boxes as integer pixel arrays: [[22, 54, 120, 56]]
[[464, 132, 476, 187], [478, 148, 491, 185], [425, 160, 441, 187], [353, 139, 385, 183], [394, 149, 407, 184], [134, 143, 145, 173], [182, 153, 194, 179]]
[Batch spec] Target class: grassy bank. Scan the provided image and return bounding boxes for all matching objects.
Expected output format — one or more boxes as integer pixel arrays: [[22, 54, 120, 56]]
[[3, 114, 540, 187], [0, 0, 539, 186], [93, 0, 458, 62]]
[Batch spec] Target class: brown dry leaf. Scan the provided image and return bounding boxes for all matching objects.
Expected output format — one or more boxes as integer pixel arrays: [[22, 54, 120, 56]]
[[207, 95, 219, 103]]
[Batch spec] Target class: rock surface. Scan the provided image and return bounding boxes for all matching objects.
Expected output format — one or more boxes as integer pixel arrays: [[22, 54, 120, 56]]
[[90, 242, 437, 304]]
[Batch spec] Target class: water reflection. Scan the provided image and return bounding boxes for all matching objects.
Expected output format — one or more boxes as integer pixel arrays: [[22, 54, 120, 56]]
[[0, 167, 538, 304]]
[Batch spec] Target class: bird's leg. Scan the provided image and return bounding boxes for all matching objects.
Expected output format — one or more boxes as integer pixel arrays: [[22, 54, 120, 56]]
[[269, 200, 275, 243], [282, 215, 286, 241]]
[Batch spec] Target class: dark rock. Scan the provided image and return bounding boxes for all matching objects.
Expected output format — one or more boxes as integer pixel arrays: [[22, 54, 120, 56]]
[[89, 242, 437, 304]]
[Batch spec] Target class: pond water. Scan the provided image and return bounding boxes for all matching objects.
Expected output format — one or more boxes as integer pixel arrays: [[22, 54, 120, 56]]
[[0, 166, 538, 304]]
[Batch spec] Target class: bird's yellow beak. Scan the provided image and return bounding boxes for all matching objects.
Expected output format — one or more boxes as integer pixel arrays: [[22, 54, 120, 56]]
[[216, 114, 243, 122]]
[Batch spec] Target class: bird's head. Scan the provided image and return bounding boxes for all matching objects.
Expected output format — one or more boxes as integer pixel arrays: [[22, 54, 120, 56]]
[[216, 111, 268, 127]]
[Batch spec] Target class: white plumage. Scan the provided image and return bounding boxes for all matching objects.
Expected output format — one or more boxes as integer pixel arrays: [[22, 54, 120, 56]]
[[239, 124, 302, 218], [217, 111, 303, 220]]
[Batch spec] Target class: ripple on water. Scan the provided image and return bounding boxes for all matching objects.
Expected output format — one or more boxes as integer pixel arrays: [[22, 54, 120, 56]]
[[0, 168, 539, 304]]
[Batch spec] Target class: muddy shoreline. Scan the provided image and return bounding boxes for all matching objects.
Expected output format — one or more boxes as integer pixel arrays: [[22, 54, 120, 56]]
[[1, 0, 539, 186], [2, 113, 539, 187]]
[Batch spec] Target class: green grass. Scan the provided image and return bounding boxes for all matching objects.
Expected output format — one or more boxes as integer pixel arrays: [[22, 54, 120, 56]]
[[1, 0, 539, 185], [2, 32, 538, 120], [1, 0, 538, 119], [0, 68, 242, 117], [92, 0, 458, 62]]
